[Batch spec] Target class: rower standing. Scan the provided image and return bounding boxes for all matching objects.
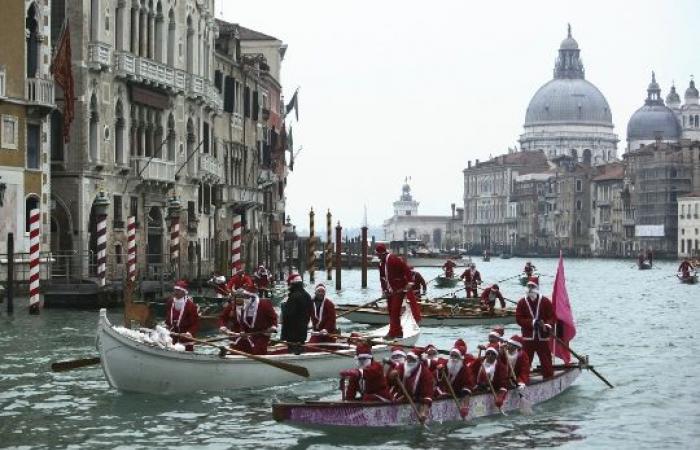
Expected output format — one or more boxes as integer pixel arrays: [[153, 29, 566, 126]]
[[442, 259, 457, 278], [254, 264, 271, 298], [308, 283, 337, 344], [218, 279, 277, 355], [165, 280, 199, 351], [339, 343, 393, 402], [646, 248, 654, 268], [410, 266, 427, 300], [678, 258, 695, 278], [280, 272, 311, 353], [375, 244, 416, 339], [523, 261, 536, 277], [480, 284, 506, 312], [515, 277, 555, 379], [459, 263, 482, 298]]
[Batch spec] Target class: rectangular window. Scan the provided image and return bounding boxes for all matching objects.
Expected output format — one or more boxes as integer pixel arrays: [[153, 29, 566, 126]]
[[26, 124, 40, 169], [188, 201, 196, 224], [214, 70, 223, 93], [252, 91, 259, 121], [130, 196, 138, 221], [223, 76, 234, 113], [244, 86, 250, 117], [1, 115, 19, 149], [203, 122, 209, 153], [0, 68, 5, 97], [203, 184, 211, 215], [113, 194, 123, 227], [198, 183, 203, 213], [576, 179, 582, 192]]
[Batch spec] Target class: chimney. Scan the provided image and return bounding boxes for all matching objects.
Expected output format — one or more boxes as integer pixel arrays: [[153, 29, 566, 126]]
[[451, 203, 456, 218], [475, 159, 480, 165], [468, 161, 472, 168]]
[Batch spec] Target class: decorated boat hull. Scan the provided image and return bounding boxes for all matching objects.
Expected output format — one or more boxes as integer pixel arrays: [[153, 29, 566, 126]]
[[97, 309, 420, 394], [336, 305, 516, 326], [273, 366, 581, 427], [434, 276, 459, 288]]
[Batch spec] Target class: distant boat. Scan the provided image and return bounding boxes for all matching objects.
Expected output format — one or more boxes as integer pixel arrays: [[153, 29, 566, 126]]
[[434, 275, 459, 288]]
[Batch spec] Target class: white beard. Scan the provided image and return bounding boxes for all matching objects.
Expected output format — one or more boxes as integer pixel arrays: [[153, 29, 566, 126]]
[[357, 358, 372, 369], [483, 360, 496, 380], [507, 351, 519, 367], [528, 290, 539, 300], [404, 361, 419, 375], [392, 356, 406, 365], [447, 359, 463, 377], [174, 298, 186, 311]]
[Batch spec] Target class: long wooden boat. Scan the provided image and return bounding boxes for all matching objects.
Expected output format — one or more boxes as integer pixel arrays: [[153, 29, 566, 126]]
[[97, 308, 420, 394], [434, 276, 459, 288], [638, 261, 652, 270], [336, 303, 516, 326], [678, 273, 698, 284], [431, 296, 481, 307], [273, 365, 582, 427]]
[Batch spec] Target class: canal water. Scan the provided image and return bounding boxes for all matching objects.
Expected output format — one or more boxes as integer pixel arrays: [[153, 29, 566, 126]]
[[1, 257, 698, 449]]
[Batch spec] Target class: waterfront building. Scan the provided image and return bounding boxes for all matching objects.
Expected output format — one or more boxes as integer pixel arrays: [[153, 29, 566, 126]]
[[589, 162, 626, 257], [678, 193, 700, 258], [382, 180, 462, 251], [519, 26, 619, 165], [0, 0, 54, 265]]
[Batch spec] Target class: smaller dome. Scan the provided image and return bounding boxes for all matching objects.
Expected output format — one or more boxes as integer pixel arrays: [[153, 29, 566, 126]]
[[560, 24, 578, 50], [685, 79, 699, 100], [627, 105, 681, 142], [666, 85, 681, 107]]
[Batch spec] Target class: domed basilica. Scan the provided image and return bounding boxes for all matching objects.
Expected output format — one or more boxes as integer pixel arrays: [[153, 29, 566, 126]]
[[519, 25, 618, 165]]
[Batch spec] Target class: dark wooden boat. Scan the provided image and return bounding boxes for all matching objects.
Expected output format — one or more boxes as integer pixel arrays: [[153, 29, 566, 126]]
[[434, 276, 459, 288], [273, 365, 582, 427], [638, 261, 652, 270], [678, 273, 698, 284], [500, 253, 512, 259], [431, 296, 481, 307]]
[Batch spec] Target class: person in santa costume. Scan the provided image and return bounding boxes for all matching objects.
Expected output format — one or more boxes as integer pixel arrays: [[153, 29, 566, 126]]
[[383, 346, 407, 397], [340, 343, 393, 402], [218, 279, 277, 355], [280, 272, 311, 352], [435, 339, 475, 417], [375, 244, 416, 338], [475, 347, 509, 408], [477, 328, 505, 354], [208, 272, 230, 298], [442, 259, 457, 278], [515, 277, 555, 379], [308, 283, 337, 344], [410, 266, 427, 300], [421, 344, 445, 378], [165, 280, 199, 351], [479, 284, 505, 312], [254, 263, 271, 298], [523, 261, 536, 277], [678, 258, 695, 278], [226, 267, 254, 293], [503, 335, 530, 389], [459, 262, 482, 298], [388, 349, 434, 421]]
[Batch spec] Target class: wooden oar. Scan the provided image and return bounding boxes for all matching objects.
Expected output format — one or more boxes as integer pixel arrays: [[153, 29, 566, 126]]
[[336, 296, 387, 319], [171, 333, 309, 378], [552, 335, 614, 389], [440, 370, 468, 420], [482, 365, 507, 416], [329, 332, 451, 356], [393, 374, 428, 427], [51, 357, 101, 372], [269, 338, 354, 358]]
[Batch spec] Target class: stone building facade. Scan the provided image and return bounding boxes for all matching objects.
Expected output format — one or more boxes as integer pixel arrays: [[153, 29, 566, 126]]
[[589, 162, 627, 257], [678, 193, 700, 258], [0, 0, 54, 263]]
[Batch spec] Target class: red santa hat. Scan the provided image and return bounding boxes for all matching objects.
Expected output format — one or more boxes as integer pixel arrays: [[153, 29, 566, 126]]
[[287, 272, 303, 285], [391, 346, 406, 358], [374, 243, 388, 254], [492, 325, 505, 337], [315, 283, 326, 293], [485, 346, 499, 356], [355, 342, 372, 359], [174, 279, 189, 294], [527, 276, 540, 287], [507, 335, 524, 349], [450, 339, 467, 358], [453, 338, 468, 352], [491, 284, 500, 291], [422, 344, 438, 358]]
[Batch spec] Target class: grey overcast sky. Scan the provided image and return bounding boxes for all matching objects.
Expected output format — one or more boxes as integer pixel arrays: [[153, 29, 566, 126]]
[[220, 0, 698, 232]]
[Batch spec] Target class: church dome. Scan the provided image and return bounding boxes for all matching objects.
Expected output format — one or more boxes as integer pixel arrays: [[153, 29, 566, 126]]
[[525, 78, 613, 126], [666, 84, 681, 108], [524, 25, 613, 127], [685, 78, 699, 101], [627, 72, 680, 142]]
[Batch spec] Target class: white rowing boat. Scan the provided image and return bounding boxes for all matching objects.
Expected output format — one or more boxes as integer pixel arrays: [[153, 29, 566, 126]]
[[96, 308, 420, 394]]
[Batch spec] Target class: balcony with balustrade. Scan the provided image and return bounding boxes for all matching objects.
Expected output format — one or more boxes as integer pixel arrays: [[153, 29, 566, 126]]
[[223, 185, 262, 207], [130, 156, 176, 185], [25, 77, 54, 116], [87, 42, 112, 71], [199, 153, 224, 183], [114, 51, 186, 93]]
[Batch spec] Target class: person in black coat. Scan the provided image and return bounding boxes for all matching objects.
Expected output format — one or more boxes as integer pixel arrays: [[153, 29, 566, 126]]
[[281, 273, 311, 353]]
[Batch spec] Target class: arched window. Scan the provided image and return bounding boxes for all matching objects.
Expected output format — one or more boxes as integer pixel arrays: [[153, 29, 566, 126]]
[[695, 115, 699, 128], [576, 220, 582, 236], [89, 93, 99, 162], [139, 1, 146, 56], [25, 195, 40, 232], [167, 9, 175, 66], [90, 0, 100, 41], [186, 118, 196, 175], [167, 113, 175, 161], [26, 3, 39, 78], [114, 100, 125, 165], [51, 0, 66, 45], [155, 1, 164, 62], [50, 110, 64, 161], [130, 2, 139, 53], [186, 15, 194, 73], [576, 200, 582, 211], [115, 0, 124, 50]]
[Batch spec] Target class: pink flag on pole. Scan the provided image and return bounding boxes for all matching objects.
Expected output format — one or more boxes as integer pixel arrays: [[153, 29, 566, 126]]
[[549, 251, 576, 363]]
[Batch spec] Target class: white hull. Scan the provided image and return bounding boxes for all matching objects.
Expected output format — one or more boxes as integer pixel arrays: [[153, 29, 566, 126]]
[[97, 309, 420, 394], [339, 309, 516, 327]]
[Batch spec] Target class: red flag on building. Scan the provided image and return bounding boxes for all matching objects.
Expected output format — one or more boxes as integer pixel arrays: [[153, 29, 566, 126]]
[[549, 250, 577, 363], [50, 19, 74, 142]]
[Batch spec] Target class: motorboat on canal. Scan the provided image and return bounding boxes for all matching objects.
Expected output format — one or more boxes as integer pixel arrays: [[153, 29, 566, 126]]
[[335, 303, 516, 327], [96, 308, 420, 394], [273, 364, 582, 427]]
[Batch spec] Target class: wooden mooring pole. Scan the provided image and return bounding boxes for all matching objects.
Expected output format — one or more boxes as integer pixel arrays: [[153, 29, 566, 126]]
[[335, 222, 342, 291], [6, 233, 14, 315], [361, 225, 368, 288]]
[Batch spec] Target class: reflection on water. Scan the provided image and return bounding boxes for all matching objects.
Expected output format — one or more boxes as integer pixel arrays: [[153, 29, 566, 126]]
[[1, 258, 699, 448]]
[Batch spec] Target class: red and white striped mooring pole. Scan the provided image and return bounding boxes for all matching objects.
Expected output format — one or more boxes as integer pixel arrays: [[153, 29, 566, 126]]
[[127, 216, 136, 282], [168, 195, 181, 278], [231, 214, 242, 275], [28, 208, 40, 314], [96, 212, 107, 287]]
